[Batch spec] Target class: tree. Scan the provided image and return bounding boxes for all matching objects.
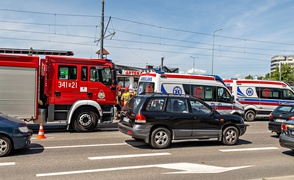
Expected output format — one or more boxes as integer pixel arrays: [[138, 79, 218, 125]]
[[264, 73, 271, 80], [245, 74, 253, 79], [271, 63, 293, 81], [244, 63, 293, 81]]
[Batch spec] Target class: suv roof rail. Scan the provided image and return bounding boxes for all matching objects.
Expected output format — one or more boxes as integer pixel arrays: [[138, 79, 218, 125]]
[[147, 92, 190, 97]]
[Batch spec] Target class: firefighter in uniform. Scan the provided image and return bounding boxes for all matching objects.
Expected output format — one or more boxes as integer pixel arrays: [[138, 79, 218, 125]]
[[121, 87, 131, 106]]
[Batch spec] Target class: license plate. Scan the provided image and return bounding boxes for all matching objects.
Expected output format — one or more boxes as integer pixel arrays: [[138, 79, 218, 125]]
[[275, 119, 286, 122]]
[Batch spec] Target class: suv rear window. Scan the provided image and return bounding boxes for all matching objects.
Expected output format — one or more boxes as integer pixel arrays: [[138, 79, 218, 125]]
[[124, 96, 145, 112], [274, 105, 294, 113]]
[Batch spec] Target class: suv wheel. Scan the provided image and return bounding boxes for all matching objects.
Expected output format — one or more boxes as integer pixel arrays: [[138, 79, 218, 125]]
[[222, 126, 239, 145], [150, 127, 171, 149]]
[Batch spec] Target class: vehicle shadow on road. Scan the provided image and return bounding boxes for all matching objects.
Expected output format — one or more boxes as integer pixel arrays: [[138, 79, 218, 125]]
[[270, 134, 280, 138], [282, 150, 294, 156], [8, 143, 44, 157], [28, 123, 119, 134], [124, 138, 252, 149]]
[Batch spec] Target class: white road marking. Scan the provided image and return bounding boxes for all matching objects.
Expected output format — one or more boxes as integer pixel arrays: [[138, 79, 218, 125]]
[[36, 162, 254, 177], [88, 152, 171, 160], [0, 162, 15, 166], [219, 147, 279, 152], [251, 175, 294, 180], [29, 143, 125, 150]]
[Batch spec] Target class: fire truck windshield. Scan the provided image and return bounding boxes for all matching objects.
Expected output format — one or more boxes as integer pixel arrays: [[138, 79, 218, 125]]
[[101, 67, 112, 85], [90, 67, 112, 85]]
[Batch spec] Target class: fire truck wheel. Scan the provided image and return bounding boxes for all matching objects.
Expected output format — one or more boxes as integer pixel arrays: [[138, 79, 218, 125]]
[[73, 108, 98, 132]]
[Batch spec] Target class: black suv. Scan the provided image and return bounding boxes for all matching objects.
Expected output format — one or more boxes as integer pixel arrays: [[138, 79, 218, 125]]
[[118, 93, 247, 149]]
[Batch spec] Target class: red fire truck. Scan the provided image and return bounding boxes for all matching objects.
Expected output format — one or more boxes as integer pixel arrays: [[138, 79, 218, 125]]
[[0, 48, 118, 132]]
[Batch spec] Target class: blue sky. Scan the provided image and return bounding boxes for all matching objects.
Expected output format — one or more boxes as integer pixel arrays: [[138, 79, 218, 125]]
[[1, 0, 294, 79]]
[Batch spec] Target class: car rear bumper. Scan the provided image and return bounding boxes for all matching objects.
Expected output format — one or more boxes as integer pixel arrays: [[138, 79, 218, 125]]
[[118, 122, 151, 142], [268, 121, 282, 133], [279, 133, 294, 150]]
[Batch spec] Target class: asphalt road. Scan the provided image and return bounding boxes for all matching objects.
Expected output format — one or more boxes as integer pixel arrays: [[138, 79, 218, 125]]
[[1, 120, 294, 180]]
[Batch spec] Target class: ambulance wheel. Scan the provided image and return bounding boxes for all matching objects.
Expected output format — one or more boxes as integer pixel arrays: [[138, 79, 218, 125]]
[[73, 107, 98, 132], [245, 110, 255, 121]]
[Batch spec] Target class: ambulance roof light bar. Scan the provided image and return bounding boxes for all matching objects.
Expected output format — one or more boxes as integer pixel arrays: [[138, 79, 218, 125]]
[[0, 48, 74, 56]]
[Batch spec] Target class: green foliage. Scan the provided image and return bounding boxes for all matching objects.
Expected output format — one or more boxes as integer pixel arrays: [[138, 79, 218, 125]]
[[245, 74, 253, 79], [245, 63, 293, 82], [244, 74, 264, 80]]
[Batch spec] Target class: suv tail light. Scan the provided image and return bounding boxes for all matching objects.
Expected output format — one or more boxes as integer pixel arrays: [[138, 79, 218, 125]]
[[269, 113, 273, 119], [135, 114, 146, 123], [281, 123, 287, 131], [288, 116, 294, 121]]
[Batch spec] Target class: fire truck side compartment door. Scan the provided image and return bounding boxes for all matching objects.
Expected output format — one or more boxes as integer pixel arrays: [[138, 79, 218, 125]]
[[0, 66, 37, 119]]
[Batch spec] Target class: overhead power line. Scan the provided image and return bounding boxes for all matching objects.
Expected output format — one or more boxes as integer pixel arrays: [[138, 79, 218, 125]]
[[1, 8, 294, 47]]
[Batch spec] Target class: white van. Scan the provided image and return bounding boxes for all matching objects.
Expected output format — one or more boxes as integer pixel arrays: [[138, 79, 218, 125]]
[[138, 71, 244, 116], [223, 79, 294, 121]]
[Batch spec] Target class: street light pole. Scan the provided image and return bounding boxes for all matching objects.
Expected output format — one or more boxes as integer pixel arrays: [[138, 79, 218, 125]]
[[190, 56, 197, 74], [211, 28, 222, 74]]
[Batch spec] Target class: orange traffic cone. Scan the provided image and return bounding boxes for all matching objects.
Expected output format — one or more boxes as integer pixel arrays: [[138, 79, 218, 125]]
[[37, 123, 46, 139]]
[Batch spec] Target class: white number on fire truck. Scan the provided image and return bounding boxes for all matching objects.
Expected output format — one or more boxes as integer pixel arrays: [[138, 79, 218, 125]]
[[58, 81, 77, 88]]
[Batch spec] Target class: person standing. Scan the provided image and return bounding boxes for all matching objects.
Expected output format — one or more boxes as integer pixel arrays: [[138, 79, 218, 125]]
[[121, 87, 131, 106]]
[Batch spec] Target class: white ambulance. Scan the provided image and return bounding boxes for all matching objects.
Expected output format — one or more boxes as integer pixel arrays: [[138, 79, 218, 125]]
[[138, 71, 244, 116], [223, 79, 294, 121]]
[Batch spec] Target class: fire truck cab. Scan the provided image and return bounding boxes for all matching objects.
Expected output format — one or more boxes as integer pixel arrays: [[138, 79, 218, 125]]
[[224, 79, 294, 121], [0, 49, 118, 132], [138, 70, 244, 116]]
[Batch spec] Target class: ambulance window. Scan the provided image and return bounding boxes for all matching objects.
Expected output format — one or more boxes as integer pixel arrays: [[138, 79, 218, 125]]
[[193, 85, 205, 99], [138, 82, 154, 94], [282, 89, 294, 100], [204, 86, 214, 101], [58, 66, 77, 80], [258, 87, 280, 99], [191, 85, 214, 101], [217, 87, 231, 103], [81, 66, 87, 81]]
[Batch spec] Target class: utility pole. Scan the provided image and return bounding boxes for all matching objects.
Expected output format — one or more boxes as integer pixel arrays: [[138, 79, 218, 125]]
[[190, 56, 197, 74], [99, 0, 105, 58], [279, 61, 282, 81], [161, 56, 164, 71], [211, 28, 222, 74]]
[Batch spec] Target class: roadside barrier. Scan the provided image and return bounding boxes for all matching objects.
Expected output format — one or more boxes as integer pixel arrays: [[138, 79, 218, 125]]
[[37, 123, 46, 139]]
